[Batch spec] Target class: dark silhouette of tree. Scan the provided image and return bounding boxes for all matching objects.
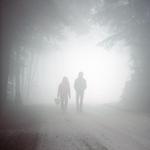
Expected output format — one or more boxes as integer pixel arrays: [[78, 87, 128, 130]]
[[2, 0, 148, 112], [0, 0, 96, 111]]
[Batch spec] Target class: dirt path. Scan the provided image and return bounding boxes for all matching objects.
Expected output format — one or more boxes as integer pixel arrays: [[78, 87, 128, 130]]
[[1, 105, 150, 150], [37, 109, 109, 150], [37, 105, 150, 150]]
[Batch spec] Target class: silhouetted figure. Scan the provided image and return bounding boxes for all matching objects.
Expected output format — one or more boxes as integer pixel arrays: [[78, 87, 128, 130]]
[[74, 72, 87, 112], [57, 77, 71, 112]]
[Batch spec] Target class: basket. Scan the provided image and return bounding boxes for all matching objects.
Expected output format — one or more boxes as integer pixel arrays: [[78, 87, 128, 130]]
[[54, 98, 61, 105]]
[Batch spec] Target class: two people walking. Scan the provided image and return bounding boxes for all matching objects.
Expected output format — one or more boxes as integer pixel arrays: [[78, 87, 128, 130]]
[[57, 72, 87, 112]]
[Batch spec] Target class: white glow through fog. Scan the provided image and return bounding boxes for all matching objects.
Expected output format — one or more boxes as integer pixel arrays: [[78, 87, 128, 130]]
[[29, 28, 133, 105]]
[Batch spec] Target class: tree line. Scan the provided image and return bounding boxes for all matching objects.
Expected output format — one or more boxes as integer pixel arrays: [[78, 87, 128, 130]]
[[0, 0, 150, 112]]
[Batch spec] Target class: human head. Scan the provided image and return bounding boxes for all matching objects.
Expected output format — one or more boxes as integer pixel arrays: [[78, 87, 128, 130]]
[[78, 72, 83, 78], [62, 76, 69, 84]]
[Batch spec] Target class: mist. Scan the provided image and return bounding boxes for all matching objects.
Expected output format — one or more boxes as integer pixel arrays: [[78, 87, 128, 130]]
[[25, 28, 133, 105], [1, 0, 150, 150]]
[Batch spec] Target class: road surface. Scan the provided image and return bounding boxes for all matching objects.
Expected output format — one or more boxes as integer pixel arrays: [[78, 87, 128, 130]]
[[1, 104, 150, 150]]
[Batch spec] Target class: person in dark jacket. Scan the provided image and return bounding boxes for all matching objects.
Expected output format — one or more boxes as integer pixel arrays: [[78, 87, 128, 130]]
[[74, 72, 87, 112], [57, 76, 71, 112]]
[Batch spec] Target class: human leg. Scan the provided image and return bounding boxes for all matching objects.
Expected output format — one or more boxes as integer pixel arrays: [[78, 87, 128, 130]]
[[76, 92, 79, 112], [64, 97, 68, 111], [61, 98, 65, 111], [61, 100, 63, 110], [80, 92, 84, 112]]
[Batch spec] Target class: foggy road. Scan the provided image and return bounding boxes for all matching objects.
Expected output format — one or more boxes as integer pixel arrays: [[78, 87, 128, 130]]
[[36, 105, 150, 150], [1, 105, 150, 150], [1, 0, 150, 150]]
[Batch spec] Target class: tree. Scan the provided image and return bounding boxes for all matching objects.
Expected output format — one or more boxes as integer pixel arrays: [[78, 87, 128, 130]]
[[95, 0, 150, 108], [1, 0, 95, 109]]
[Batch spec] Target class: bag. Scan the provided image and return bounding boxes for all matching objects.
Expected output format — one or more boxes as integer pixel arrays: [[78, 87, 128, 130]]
[[54, 98, 61, 105]]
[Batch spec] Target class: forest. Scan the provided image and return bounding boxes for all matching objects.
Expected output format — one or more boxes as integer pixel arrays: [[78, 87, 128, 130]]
[[1, 1, 150, 150], [1, 0, 150, 111]]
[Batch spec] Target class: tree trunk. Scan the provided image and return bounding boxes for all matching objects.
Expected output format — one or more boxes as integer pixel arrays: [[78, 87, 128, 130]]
[[0, 1, 11, 112], [15, 50, 22, 105], [123, 47, 150, 110]]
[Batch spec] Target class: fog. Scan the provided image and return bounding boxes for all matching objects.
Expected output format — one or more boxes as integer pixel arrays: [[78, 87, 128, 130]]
[[22, 26, 133, 105], [0, 0, 149, 110], [1, 1, 150, 150]]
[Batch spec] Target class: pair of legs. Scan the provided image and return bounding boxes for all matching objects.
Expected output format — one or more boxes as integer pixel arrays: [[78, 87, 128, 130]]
[[76, 92, 84, 112], [61, 97, 68, 112]]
